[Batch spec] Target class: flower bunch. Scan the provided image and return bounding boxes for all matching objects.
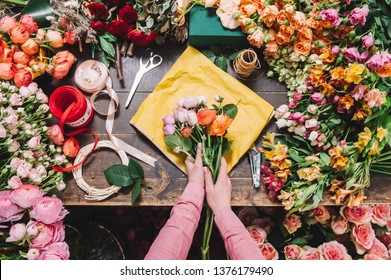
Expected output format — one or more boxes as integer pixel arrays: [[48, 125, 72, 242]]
[[0, 81, 70, 260], [0, 15, 77, 81], [163, 95, 238, 259]]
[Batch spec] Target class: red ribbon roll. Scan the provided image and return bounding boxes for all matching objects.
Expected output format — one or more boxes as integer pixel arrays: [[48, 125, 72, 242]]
[[49, 86, 98, 172]]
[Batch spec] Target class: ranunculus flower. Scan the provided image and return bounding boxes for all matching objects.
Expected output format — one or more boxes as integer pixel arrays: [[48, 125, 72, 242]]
[[21, 38, 39, 55], [108, 19, 128, 35], [26, 248, 40, 260], [313, 206, 331, 223], [54, 50, 77, 65], [28, 221, 65, 249], [0, 190, 24, 223], [319, 8, 341, 26], [341, 205, 372, 225], [47, 51, 77, 80], [5, 223, 26, 242], [127, 30, 149, 46], [318, 241, 351, 260], [48, 124, 64, 145], [300, 247, 320, 260], [183, 96, 199, 109], [362, 35, 374, 48], [9, 184, 44, 208], [35, 28, 46, 45], [13, 51, 30, 65], [197, 109, 217, 125], [38, 242, 70, 260], [63, 30, 77, 45], [0, 15, 16, 33], [209, 114, 233, 136], [163, 114, 175, 126], [63, 137, 80, 158], [19, 15, 38, 35], [247, 225, 267, 244], [88, 2, 109, 19], [0, 63, 16, 80], [367, 238, 389, 259], [8, 176, 23, 189], [185, 110, 198, 126], [181, 126, 192, 137], [371, 205, 391, 226], [163, 124, 176, 135], [10, 24, 30, 44], [284, 244, 303, 260], [91, 21, 107, 34], [258, 243, 278, 260], [14, 68, 32, 88], [331, 215, 348, 235], [118, 5, 138, 25], [283, 214, 302, 234], [29, 197, 69, 224], [351, 223, 375, 254], [45, 30, 64, 48], [349, 5, 369, 26], [174, 107, 188, 123], [238, 207, 259, 227]]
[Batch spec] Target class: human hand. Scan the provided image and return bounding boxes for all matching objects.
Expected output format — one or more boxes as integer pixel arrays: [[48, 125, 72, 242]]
[[185, 143, 204, 185], [204, 157, 232, 214]]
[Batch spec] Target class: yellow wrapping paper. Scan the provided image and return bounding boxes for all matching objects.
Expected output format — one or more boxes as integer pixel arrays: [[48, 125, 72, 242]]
[[131, 46, 274, 173]]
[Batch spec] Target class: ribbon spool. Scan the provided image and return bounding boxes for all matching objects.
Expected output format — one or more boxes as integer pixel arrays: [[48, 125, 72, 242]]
[[233, 49, 262, 80]]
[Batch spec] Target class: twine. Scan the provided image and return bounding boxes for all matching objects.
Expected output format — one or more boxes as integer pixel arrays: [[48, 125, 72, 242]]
[[233, 48, 263, 80], [72, 140, 129, 201]]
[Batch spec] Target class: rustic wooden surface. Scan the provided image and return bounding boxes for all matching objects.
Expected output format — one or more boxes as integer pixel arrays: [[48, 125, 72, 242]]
[[40, 43, 391, 206]]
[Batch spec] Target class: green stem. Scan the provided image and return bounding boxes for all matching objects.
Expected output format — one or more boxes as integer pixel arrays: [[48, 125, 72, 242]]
[[370, 168, 391, 175]]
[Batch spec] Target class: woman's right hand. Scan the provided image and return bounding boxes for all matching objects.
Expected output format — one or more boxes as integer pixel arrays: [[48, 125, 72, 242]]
[[204, 157, 232, 215]]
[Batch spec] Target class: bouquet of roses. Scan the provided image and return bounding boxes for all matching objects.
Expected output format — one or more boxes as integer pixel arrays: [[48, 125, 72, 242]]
[[163, 95, 238, 259]]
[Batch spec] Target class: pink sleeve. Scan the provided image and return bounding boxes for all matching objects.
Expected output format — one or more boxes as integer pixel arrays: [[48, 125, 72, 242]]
[[214, 209, 265, 260], [144, 182, 204, 260]]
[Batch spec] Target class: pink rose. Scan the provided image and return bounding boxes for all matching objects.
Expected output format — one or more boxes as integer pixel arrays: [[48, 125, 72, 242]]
[[341, 205, 372, 225], [0, 15, 17, 33], [318, 241, 351, 260], [29, 197, 69, 224], [349, 5, 369, 26], [342, 48, 361, 63], [162, 114, 175, 126], [9, 184, 44, 208], [363, 253, 383, 260], [293, 92, 302, 101], [7, 176, 23, 189], [48, 124, 64, 145], [351, 84, 367, 101], [163, 124, 176, 135], [258, 243, 278, 260], [0, 123, 6, 138], [331, 215, 348, 235], [19, 15, 38, 35], [364, 89, 386, 108], [45, 30, 64, 48], [362, 35, 374, 48], [247, 225, 267, 244], [0, 62, 16, 80], [284, 244, 303, 260], [38, 242, 70, 260], [366, 54, 384, 70], [351, 223, 375, 254], [238, 207, 259, 227], [313, 206, 331, 223], [27, 135, 41, 149], [310, 92, 324, 105], [28, 221, 65, 249], [183, 96, 199, 109], [367, 238, 389, 259], [371, 205, 391, 226], [5, 223, 26, 242], [319, 8, 341, 26], [0, 190, 24, 223], [283, 214, 302, 234], [8, 140, 20, 152], [300, 247, 320, 260]]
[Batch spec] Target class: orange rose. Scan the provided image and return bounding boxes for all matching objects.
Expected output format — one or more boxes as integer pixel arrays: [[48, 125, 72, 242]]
[[0, 62, 16, 80], [21, 38, 39, 55], [13, 50, 30, 65], [293, 40, 311, 56], [297, 28, 313, 42], [13, 68, 32, 87], [10, 24, 30, 44], [0, 47, 13, 63], [261, 5, 278, 27], [240, 3, 257, 17], [45, 30, 64, 48], [376, 63, 391, 78], [263, 41, 278, 56], [276, 31, 291, 45], [197, 109, 217, 125], [279, 25, 294, 36], [181, 127, 192, 137], [209, 114, 233, 136], [291, 11, 306, 31], [276, 10, 289, 25]]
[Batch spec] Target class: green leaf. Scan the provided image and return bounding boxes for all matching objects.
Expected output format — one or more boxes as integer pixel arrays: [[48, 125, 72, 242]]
[[222, 104, 238, 119], [101, 52, 110, 68], [131, 181, 142, 204], [100, 32, 116, 42], [202, 50, 216, 61], [291, 237, 308, 245], [21, 0, 52, 27], [365, 107, 386, 123], [104, 164, 132, 187], [164, 135, 192, 152], [229, 51, 239, 60], [128, 159, 145, 180], [319, 152, 330, 166], [289, 148, 305, 163], [214, 56, 228, 72], [99, 36, 116, 58], [292, 135, 313, 151], [329, 118, 342, 125]]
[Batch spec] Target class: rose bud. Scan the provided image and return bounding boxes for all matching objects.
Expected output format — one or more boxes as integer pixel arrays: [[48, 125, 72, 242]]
[[13, 68, 32, 88], [0, 63, 16, 80], [20, 15, 38, 35], [90, 21, 107, 34], [21, 38, 39, 55], [48, 124, 64, 145], [45, 30, 64, 48], [63, 137, 80, 158], [5, 223, 27, 242], [10, 24, 30, 44], [163, 124, 176, 135], [0, 15, 17, 33]]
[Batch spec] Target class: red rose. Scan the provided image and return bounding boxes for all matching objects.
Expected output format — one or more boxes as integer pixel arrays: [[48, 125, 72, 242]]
[[128, 30, 157, 46], [146, 30, 158, 44], [88, 2, 109, 19], [108, 20, 128, 35], [91, 21, 107, 34], [105, 0, 125, 7], [118, 5, 138, 25]]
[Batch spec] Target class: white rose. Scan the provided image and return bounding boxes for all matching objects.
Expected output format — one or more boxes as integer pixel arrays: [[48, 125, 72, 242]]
[[275, 104, 289, 118], [294, 125, 306, 136], [276, 119, 288, 128], [305, 119, 318, 128], [308, 131, 319, 142], [27, 82, 38, 95], [307, 104, 318, 114]]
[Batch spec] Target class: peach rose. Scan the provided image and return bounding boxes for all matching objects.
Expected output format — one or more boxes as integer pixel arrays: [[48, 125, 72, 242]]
[[45, 30, 64, 48], [294, 40, 311, 56], [284, 244, 303, 260], [341, 205, 372, 225], [283, 214, 302, 234], [21, 38, 39, 55], [13, 51, 30, 65], [258, 243, 279, 260], [10, 24, 30, 44], [247, 225, 267, 244], [371, 205, 391, 227], [261, 5, 278, 27], [331, 215, 348, 235], [13, 68, 32, 88], [351, 223, 375, 254], [48, 124, 64, 145], [318, 241, 352, 260], [63, 137, 80, 158], [297, 28, 313, 42], [276, 10, 289, 25], [35, 29, 46, 45], [0, 16, 17, 33], [20, 15, 38, 35], [276, 31, 291, 45], [367, 238, 389, 259], [264, 41, 278, 56], [313, 206, 331, 223], [300, 247, 320, 260], [209, 114, 233, 136], [0, 62, 16, 80], [247, 29, 265, 48]]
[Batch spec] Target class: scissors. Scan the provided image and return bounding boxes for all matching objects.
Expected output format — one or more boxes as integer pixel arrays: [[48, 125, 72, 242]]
[[125, 49, 163, 108], [248, 145, 261, 188]]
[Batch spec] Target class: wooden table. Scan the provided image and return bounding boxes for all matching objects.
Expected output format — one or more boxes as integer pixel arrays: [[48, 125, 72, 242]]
[[40, 43, 391, 206]]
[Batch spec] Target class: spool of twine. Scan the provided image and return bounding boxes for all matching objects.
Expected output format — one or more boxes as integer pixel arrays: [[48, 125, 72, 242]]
[[233, 49, 261, 79]]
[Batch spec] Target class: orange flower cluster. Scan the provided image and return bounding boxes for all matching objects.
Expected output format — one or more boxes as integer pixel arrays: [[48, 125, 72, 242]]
[[328, 145, 349, 171]]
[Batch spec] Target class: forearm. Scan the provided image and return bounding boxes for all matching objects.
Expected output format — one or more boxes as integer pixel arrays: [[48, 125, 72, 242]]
[[214, 209, 265, 260], [144, 182, 205, 260]]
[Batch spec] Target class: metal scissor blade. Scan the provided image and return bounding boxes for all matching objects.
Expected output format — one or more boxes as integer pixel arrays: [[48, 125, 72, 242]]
[[125, 71, 143, 108]]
